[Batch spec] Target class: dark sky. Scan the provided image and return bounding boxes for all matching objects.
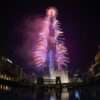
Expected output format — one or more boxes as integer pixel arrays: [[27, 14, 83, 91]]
[[0, 0, 100, 73]]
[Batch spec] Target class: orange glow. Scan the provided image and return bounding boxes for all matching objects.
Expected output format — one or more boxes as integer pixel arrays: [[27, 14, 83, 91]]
[[46, 7, 58, 17]]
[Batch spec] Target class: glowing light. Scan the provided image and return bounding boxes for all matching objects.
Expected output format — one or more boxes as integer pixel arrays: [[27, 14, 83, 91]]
[[75, 90, 80, 100], [1, 57, 13, 64], [32, 7, 69, 82], [46, 7, 58, 17], [0, 74, 13, 81], [0, 84, 10, 91]]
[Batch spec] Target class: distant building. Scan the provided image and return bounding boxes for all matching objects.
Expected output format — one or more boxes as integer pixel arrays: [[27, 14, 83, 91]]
[[89, 46, 100, 77], [0, 56, 24, 81]]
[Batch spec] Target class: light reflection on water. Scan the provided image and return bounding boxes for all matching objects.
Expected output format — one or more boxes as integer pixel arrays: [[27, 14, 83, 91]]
[[0, 86, 100, 100], [50, 96, 56, 100]]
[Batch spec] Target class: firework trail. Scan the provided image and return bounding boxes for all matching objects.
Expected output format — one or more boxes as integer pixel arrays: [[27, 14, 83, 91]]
[[32, 7, 69, 80]]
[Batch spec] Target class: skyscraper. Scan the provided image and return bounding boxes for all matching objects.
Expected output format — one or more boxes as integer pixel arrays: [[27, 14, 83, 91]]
[[33, 7, 69, 83]]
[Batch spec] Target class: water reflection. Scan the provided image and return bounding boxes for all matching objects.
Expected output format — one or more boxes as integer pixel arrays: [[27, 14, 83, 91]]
[[0, 86, 100, 100]]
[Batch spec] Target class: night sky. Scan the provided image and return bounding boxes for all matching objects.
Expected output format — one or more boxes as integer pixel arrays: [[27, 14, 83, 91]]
[[0, 0, 100, 74]]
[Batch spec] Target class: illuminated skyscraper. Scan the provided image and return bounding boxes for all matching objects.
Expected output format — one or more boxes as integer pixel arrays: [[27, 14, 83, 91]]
[[33, 7, 69, 83]]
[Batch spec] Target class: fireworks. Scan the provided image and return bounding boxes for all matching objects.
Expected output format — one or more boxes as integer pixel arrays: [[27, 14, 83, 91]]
[[46, 7, 58, 18], [32, 7, 69, 79]]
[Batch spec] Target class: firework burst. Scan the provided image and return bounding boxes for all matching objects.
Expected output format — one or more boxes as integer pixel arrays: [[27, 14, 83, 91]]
[[32, 7, 69, 78]]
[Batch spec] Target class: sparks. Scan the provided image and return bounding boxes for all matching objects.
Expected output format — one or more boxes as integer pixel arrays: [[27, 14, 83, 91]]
[[32, 7, 69, 82]]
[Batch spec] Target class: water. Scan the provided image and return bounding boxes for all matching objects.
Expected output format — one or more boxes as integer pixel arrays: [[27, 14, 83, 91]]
[[0, 86, 100, 100]]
